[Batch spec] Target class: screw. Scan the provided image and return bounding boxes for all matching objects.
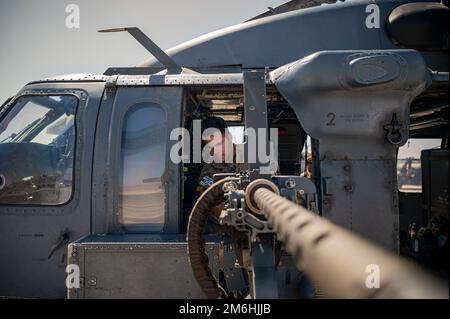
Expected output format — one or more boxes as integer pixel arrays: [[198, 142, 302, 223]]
[[285, 178, 296, 189], [87, 276, 97, 286], [344, 184, 354, 193]]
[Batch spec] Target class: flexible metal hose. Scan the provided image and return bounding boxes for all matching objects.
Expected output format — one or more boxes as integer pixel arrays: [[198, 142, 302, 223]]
[[186, 178, 232, 299]]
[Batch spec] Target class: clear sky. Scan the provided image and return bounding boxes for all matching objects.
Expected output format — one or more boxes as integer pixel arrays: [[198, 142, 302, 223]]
[[0, 0, 286, 102], [398, 138, 441, 159]]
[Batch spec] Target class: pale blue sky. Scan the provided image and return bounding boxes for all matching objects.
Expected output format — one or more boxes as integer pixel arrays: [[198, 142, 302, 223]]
[[0, 0, 286, 102], [398, 138, 441, 159]]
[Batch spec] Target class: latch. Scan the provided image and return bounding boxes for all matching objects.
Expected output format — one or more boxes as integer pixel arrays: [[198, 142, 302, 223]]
[[384, 112, 407, 145], [48, 229, 70, 259]]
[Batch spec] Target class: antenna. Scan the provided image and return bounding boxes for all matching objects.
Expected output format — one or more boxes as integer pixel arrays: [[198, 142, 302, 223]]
[[99, 27, 181, 72]]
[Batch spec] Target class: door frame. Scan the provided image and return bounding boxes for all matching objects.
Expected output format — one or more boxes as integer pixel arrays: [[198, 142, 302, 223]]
[[92, 85, 184, 234]]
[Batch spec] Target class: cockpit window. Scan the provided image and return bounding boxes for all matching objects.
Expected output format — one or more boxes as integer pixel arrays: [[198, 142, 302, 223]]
[[0, 95, 78, 205]]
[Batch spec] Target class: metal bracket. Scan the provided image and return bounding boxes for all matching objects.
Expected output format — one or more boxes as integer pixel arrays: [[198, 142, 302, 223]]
[[250, 234, 278, 298], [243, 70, 269, 169], [105, 75, 119, 95], [384, 112, 407, 145]]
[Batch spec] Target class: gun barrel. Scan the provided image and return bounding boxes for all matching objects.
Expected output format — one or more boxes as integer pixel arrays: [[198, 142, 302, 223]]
[[252, 185, 448, 299]]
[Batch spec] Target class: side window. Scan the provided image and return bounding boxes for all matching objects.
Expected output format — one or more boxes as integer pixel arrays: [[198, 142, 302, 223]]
[[397, 138, 441, 193], [0, 95, 78, 205], [119, 102, 167, 232]]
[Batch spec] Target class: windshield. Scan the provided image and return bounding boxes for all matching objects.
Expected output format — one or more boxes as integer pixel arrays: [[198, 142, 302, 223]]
[[0, 96, 76, 144], [0, 95, 78, 205]]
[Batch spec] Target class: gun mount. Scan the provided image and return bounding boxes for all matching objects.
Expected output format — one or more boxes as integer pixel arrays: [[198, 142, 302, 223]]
[[187, 172, 448, 299]]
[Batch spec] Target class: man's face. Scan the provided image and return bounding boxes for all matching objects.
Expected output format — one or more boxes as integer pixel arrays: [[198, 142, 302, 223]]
[[205, 133, 233, 163]]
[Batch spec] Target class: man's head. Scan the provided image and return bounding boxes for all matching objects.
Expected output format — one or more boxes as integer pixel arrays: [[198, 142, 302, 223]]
[[201, 116, 233, 163]]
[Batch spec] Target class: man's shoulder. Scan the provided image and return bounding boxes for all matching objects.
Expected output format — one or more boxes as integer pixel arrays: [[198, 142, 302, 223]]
[[198, 163, 238, 187]]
